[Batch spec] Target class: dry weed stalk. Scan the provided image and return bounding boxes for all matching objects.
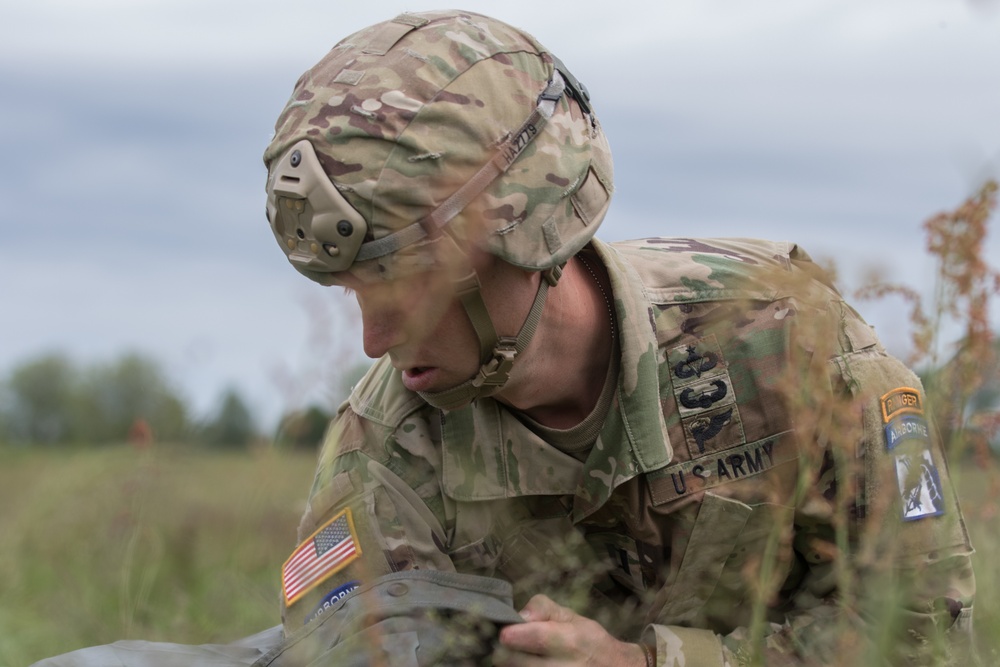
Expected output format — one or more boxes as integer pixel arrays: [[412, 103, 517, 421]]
[[858, 180, 1000, 463]]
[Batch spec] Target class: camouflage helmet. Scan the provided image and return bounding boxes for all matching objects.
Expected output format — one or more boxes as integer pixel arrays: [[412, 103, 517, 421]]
[[262, 10, 614, 409], [263, 9, 613, 284]]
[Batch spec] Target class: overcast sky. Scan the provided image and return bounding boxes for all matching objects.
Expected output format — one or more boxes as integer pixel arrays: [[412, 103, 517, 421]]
[[2, 0, 999, 429]]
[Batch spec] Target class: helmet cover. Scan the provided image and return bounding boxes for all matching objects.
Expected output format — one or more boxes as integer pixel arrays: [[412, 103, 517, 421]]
[[263, 10, 614, 284]]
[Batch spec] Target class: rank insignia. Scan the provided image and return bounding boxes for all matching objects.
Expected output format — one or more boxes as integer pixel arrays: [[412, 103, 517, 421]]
[[880, 387, 945, 521]]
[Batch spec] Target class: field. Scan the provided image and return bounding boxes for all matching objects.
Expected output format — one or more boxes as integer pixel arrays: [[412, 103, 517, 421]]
[[0, 445, 317, 667], [1, 445, 998, 666]]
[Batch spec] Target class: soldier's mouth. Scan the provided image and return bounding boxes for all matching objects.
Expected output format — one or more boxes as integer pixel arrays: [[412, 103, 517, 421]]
[[401, 366, 438, 392], [402, 366, 437, 382]]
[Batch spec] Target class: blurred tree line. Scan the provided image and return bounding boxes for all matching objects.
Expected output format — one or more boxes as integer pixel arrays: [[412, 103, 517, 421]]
[[0, 351, 365, 449], [2, 344, 993, 453], [0, 352, 190, 446]]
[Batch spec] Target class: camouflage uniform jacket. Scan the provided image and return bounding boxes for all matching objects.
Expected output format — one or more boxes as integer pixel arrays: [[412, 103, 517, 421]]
[[280, 237, 976, 666]]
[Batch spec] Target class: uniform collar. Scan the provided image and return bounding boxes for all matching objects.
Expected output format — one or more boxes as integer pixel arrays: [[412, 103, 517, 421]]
[[440, 239, 673, 521]]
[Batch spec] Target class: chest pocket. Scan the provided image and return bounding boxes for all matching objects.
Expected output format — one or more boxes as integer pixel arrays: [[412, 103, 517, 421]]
[[646, 493, 794, 629], [495, 513, 611, 611], [585, 532, 646, 595]]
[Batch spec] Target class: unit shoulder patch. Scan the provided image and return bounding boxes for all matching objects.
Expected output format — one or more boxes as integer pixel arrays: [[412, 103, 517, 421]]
[[304, 580, 362, 625], [880, 386, 923, 422], [880, 387, 945, 521]]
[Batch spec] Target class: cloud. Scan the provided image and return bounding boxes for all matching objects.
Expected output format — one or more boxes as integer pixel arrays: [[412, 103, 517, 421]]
[[1, 0, 998, 426]]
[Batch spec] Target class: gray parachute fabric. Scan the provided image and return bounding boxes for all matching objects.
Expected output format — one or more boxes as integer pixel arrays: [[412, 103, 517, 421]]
[[32, 572, 523, 667], [257, 571, 524, 666], [30, 627, 282, 667]]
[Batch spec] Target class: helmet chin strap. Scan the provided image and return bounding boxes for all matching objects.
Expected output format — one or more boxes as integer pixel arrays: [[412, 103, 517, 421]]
[[417, 265, 563, 411]]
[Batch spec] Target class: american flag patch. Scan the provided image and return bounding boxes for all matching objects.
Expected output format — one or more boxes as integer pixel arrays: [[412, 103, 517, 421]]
[[282, 508, 361, 605]]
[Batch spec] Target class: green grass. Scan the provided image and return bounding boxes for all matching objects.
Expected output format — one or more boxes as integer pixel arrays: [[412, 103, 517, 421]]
[[1, 445, 997, 666], [962, 463, 1000, 665], [0, 445, 317, 667]]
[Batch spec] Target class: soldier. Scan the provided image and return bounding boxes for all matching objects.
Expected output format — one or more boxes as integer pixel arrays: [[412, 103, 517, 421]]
[[36, 9, 976, 667]]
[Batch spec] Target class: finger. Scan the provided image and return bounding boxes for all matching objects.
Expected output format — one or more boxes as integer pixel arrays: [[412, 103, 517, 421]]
[[519, 594, 576, 623], [499, 620, 571, 656]]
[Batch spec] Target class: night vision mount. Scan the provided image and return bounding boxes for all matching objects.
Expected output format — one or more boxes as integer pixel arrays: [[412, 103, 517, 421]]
[[266, 139, 369, 273]]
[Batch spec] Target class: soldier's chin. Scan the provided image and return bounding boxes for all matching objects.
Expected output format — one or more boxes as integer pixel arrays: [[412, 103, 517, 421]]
[[415, 375, 482, 412]]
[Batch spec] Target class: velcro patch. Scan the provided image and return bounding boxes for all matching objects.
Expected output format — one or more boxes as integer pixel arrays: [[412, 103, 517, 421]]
[[880, 387, 923, 422], [667, 336, 746, 458], [880, 387, 945, 521], [884, 414, 930, 450], [647, 432, 795, 505], [283, 508, 361, 606]]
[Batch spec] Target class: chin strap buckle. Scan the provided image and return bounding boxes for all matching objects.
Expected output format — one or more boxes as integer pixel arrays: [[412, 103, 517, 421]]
[[542, 263, 564, 286], [472, 338, 518, 389]]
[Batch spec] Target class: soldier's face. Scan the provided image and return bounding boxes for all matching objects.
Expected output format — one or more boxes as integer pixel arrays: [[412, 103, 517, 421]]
[[343, 255, 540, 395], [349, 267, 479, 393]]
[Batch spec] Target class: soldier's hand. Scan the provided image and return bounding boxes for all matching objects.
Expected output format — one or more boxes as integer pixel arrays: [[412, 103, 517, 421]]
[[494, 594, 647, 667]]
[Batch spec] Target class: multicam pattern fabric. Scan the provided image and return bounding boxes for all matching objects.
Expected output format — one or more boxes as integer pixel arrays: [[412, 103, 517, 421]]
[[283, 237, 977, 665], [262, 10, 613, 285]]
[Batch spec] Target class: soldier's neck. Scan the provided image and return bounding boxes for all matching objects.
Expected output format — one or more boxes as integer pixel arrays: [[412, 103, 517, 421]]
[[496, 253, 615, 429]]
